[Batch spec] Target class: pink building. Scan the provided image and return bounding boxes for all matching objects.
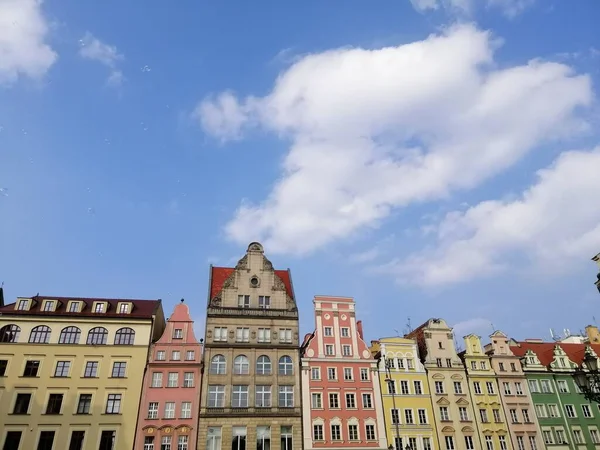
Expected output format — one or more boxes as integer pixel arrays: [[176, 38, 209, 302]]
[[134, 300, 203, 450], [301, 296, 387, 450]]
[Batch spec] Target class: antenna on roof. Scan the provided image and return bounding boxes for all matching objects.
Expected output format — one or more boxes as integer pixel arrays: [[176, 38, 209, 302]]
[[491, 322, 496, 332], [405, 317, 413, 335], [394, 329, 401, 337]]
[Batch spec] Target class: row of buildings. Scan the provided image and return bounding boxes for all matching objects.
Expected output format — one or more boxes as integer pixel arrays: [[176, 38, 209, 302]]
[[0, 242, 599, 450]]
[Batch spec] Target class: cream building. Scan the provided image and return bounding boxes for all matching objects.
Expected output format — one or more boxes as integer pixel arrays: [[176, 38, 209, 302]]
[[0, 292, 165, 450], [198, 242, 302, 450], [407, 319, 478, 450]]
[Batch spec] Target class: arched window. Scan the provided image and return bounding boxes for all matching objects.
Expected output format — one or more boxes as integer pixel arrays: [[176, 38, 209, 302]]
[[210, 355, 226, 375], [256, 355, 272, 375], [59, 326, 81, 344], [233, 355, 249, 375], [29, 325, 51, 344], [279, 355, 293, 375], [0, 324, 21, 343], [86, 327, 108, 345], [114, 327, 135, 345]]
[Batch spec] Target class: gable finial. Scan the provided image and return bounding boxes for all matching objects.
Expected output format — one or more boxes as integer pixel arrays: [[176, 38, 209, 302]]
[[180, 298, 185, 303]]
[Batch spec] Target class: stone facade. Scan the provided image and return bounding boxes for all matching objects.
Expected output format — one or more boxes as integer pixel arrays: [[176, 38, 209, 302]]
[[198, 242, 302, 450]]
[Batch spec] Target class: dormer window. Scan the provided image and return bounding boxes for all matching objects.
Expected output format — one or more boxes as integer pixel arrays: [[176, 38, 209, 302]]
[[93, 302, 106, 313], [68, 301, 80, 313], [118, 303, 131, 314], [16, 299, 29, 311], [42, 301, 56, 312]]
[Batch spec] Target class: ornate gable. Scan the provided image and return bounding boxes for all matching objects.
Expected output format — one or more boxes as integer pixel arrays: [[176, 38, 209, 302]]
[[550, 345, 578, 371], [521, 349, 545, 371]]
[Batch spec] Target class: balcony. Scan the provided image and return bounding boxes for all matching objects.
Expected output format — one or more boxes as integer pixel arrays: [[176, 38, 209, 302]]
[[200, 406, 302, 418]]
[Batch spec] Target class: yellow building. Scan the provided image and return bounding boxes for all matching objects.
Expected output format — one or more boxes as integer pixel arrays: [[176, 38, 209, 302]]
[[0, 292, 165, 450], [371, 337, 439, 450], [462, 335, 513, 450]]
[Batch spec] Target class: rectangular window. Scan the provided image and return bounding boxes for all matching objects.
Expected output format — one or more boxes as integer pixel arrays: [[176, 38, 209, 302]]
[[94, 303, 105, 313], [236, 328, 249, 342], [237, 295, 250, 308], [151, 372, 163, 388], [446, 358, 452, 367], [325, 345, 334, 355], [45, 393, 63, 414], [183, 372, 194, 388], [208, 385, 225, 407], [540, 380, 552, 393], [311, 392, 322, 409], [573, 430, 583, 445], [590, 430, 600, 444], [503, 382, 512, 394], [281, 426, 292, 450], [111, 362, 126, 378], [344, 368, 353, 380], [164, 402, 175, 419], [582, 404, 593, 418], [516, 436, 524, 450], [485, 435, 494, 450], [498, 362, 505, 371], [473, 382, 482, 394], [530, 438, 538, 450], [459, 407, 469, 421], [23, 360, 40, 377], [387, 380, 396, 394], [279, 386, 294, 407], [395, 437, 403, 450], [445, 436, 455, 450], [486, 381, 495, 394], [257, 328, 271, 343], [76, 394, 92, 414], [414, 380, 423, 394], [171, 351, 181, 361], [232, 385, 249, 407], [407, 358, 414, 369], [105, 394, 121, 414], [148, 402, 159, 419], [69, 431, 85, 450], [362, 393, 373, 408], [342, 345, 352, 356], [542, 431, 553, 445], [13, 393, 31, 414], [173, 328, 183, 339], [565, 405, 576, 418], [557, 380, 569, 393], [311, 367, 320, 379], [435, 381, 444, 394], [480, 409, 489, 422], [54, 361, 70, 377], [510, 409, 518, 423], [440, 406, 449, 421], [341, 327, 350, 337], [178, 435, 188, 450], [515, 382, 523, 395], [168, 372, 178, 387], [84, 361, 98, 377], [418, 408, 428, 424], [556, 430, 566, 444], [119, 303, 130, 313], [401, 380, 410, 394], [345, 393, 356, 408], [185, 350, 195, 361], [0, 359, 7, 377], [207, 427, 222, 450], [329, 393, 339, 408], [331, 425, 341, 440], [493, 409, 501, 422], [465, 436, 474, 450], [68, 302, 80, 312], [99, 431, 115, 450], [405, 409, 414, 424], [156, 350, 166, 360], [499, 436, 507, 450], [37, 431, 55, 450], [522, 409, 530, 423], [366, 424, 376, 440], [257, 426, 270, 450], [17, 299, 28, 310], [324, 327, 333, 336], [214, 327, 227, 342], [328, 368, 337, 380], [180, 402, 192, 418], [313, 425, 323, 441], [454, 381, 463, 394], [43, 301, 55, 311], [548, 404, 559, 417], [279, 328, 292, 343], [391, 408, 400, 424], [528, 380, 539, 392], [232, 427, 245, 450], [258, 296, 270, 308], [480, 361, 487, 370], [256, 385, 271, 407], [348, 425, 358, 440]]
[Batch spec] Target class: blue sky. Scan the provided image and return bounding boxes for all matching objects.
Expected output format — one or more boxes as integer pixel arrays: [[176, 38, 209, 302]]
[[1, 0, 599, 345]]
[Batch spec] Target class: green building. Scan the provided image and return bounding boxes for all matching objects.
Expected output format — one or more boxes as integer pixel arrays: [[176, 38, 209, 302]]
[[510, 339, 600, 450]]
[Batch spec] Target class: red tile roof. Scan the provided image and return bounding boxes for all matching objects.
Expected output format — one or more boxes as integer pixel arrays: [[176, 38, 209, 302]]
[[209, 266, 294, 300], [0, 295, 161, 319], [510, 340, 600, 367]]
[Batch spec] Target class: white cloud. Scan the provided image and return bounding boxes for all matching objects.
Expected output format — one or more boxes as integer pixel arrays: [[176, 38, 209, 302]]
[[197, 24, 592, 255], [79, 32, 124, 86], [384, 147, 600, 286], [453, 317, 494, 339], [0, 0, 57, 84], [408, 0, 535, 17]]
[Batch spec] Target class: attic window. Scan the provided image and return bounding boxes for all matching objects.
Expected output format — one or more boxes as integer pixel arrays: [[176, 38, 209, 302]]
[[42, 301, 55, 312], [16, 299, 29, 311], [118, 303, 130, 314], [93, 302, 106, 313], [68, 302, 80, 313]]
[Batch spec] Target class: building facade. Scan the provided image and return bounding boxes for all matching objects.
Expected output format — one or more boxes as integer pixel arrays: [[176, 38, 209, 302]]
[[198, 242, 302, 450], [462, 335, 512, 450], [135, 300, 203, 450], [485, 331, 542, 450], [511, 340, 600, 450], [0, 294, 165, 450], [301, 296, 387, 450], [371, 337, 439, 450], [408, 319, 478, 450]]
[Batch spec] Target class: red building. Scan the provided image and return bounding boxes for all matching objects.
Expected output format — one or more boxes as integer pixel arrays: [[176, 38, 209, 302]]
[[301, 296, 388, 450], [134, 300, 203, 450]]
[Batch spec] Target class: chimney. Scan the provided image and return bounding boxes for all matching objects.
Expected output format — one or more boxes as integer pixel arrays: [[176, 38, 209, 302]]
[[357, 320, 364, 340], [586, 325, 600, 343]]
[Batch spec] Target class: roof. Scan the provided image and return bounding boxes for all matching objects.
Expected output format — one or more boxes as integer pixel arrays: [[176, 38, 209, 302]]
[[209, 266, 294, 300], [510, 340, 600, 367], [0, 295, 161, 320]]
